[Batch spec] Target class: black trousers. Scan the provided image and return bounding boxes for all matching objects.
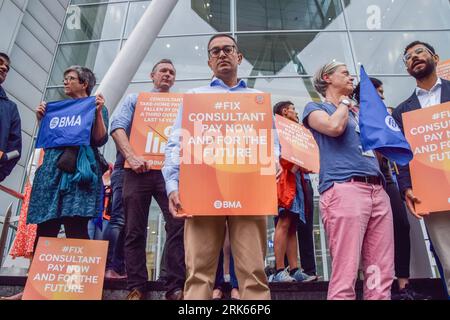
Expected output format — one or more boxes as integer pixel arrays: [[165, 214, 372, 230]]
[[296, 179, 317, 275], [386, 181, 411, 278], [34, 216, 90, 251], [122, 169, 185, 295]]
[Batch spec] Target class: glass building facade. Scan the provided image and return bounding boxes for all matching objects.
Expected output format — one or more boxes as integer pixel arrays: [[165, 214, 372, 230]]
[[8, 0, 450, 279]]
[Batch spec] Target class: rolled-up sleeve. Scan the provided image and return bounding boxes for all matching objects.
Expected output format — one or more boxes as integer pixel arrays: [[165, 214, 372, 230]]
[[110, 94, 138, 135], [162, 105, 183, 196]]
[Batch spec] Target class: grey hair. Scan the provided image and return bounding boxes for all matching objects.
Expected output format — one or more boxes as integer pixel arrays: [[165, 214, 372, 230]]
[[64, 65, 96, 96], [313, 61, 346, 97]]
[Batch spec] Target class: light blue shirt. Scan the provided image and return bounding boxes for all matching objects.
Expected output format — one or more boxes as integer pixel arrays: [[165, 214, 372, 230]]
[[162, 77, 281, 196]]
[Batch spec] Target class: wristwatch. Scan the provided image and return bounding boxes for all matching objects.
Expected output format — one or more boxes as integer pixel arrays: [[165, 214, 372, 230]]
[[339, 99, 351, 107]]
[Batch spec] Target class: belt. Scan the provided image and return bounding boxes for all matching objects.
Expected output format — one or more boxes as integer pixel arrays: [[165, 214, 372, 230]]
[[349, 175, 382, 185]]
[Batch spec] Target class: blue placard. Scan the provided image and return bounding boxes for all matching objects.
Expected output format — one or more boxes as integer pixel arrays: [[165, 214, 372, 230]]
[[35, 96, 96, 149]]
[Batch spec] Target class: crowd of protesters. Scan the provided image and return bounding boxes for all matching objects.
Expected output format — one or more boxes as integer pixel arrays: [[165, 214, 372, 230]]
[[0, 36, 449, 301]]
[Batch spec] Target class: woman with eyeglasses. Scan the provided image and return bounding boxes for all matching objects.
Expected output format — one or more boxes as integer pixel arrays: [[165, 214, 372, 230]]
[[302, 61, 394, 300], [28, 65, 108, 243]]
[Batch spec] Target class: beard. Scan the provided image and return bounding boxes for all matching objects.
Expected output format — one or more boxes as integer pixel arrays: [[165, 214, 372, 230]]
[[408, 58, 436, 80]]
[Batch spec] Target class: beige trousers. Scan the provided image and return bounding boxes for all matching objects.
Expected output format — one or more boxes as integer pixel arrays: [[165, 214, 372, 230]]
[[183, 216, 271, 300], [424, 211, 450, 293]]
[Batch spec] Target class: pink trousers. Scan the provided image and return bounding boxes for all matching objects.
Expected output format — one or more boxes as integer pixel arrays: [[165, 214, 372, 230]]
[[320, 181, 395, 300]]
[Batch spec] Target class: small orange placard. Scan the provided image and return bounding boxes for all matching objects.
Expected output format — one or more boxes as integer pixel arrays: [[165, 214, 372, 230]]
[[23, 237, 108, 300], [127, 93, 182, 170], [403, 102, 450, 213], [437, 59, 450, 81], [274, 115, 320, 173], [179, 93, 277, 216]]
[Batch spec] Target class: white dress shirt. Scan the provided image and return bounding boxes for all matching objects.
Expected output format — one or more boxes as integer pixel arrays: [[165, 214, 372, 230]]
[[416, 77, 442, 108]]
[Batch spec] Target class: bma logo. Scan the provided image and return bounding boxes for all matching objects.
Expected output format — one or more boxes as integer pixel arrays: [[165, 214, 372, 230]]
[[49, 116, 82, 130], [385, 115, 400, 132], [213, 200, 242, 209]]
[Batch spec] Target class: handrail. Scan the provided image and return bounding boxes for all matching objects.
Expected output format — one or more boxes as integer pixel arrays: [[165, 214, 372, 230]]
[[0, 185, 25, 200]]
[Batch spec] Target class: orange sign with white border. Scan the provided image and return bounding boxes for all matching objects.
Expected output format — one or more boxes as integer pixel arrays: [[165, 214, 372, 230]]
[[437, 59, 450, 81], [274, 114, 320, 173], [127, 93, 182, 170], [23, 237, 108, 300], [403, 102, 450, 213], [179, 93, 277, 216]]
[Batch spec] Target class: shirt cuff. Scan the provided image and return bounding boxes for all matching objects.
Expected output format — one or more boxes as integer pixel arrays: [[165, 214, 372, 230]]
[[165, 180, 179, 197]]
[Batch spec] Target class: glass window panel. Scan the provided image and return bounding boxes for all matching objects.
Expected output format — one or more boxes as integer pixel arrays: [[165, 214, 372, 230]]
[[49, 41, 120, 86], [246, 77, 322, 116], [62, 3, 127, 41], [237, 0, 346, 31], [343, 0, 450, 30], [44, 88, 66, 102], [125, 0, 230, 37], [370, 76, 417, 109], [351, 31, 450, 75], [71, 0, 131, 4], [130, 36, 214, 81], [237, 32, 356, 77]]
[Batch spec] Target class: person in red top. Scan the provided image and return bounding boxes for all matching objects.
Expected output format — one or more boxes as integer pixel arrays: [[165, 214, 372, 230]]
[[271, 101, 316, 283]]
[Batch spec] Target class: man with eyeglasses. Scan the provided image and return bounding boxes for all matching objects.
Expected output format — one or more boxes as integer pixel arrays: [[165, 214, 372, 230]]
[[163, 34, 280, 300], [0, 52, 21, 183], [110, 59, 185, 300], [392, 41, 450, 296]]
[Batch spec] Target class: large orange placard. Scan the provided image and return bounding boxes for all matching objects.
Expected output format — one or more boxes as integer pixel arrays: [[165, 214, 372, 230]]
[[403, 102, 450, 213], [437, 59, 450, 81], [23, 237, 108, 300], [179, 93, 277, 216], [127, 93, 182, 170], [274, 115, 320, 173]]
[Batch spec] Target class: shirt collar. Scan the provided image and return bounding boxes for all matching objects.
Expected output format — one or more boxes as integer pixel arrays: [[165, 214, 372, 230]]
[[415, 78, 442, 96], [210, 77, 247, 90]]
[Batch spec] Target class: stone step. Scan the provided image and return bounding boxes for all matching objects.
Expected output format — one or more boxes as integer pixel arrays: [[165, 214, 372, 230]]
[[0, 276, 447, 300]]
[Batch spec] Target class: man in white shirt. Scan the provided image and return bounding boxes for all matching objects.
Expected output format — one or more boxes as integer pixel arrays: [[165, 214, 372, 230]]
[[392, 41, 450, 297]]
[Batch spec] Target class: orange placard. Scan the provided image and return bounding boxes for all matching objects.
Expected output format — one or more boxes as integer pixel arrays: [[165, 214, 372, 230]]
[[127, 93, 182, 170], [23, 237, 108, 300], [179, 93, 277, 216], [437, 59, 450, 81], [403, 102, 450, 213], [274, 115, 320, 173], [0, 150, 3, 159]]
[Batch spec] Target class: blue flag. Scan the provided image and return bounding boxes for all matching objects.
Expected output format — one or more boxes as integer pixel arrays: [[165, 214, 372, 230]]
[[36, 96, 96, 149], [359, 66, 413, 166]]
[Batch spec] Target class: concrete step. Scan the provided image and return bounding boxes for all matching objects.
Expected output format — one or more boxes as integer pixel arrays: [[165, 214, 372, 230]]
[[0, 276, 447, 300]]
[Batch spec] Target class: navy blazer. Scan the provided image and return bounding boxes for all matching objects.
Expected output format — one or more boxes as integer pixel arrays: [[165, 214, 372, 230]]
[[392, 78, 450, 194], [0, 86, 22, 182]]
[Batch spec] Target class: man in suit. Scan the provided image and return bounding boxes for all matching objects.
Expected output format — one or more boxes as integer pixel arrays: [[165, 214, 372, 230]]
[[0, 52, 21, 183], [392, 41, 450, 296]]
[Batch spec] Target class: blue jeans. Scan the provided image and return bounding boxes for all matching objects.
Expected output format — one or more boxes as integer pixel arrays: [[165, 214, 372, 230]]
[[214, 249, 238, 289], [102, 168, 126, 274]]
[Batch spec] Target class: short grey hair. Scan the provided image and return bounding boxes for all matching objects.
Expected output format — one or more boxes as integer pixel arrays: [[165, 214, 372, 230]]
[[64, 65, 96, 96], [313, 61, 346, 97]]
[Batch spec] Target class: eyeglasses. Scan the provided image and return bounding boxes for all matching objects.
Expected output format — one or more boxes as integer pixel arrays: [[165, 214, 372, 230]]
[[208, 45, 237, 58], [402, 47, 434, 63], [63, 76, 79, 83]]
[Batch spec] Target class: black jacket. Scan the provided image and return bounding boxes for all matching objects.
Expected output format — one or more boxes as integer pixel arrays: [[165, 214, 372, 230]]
[[0, 86, 22, 182], [392, 78, 450, 194]]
